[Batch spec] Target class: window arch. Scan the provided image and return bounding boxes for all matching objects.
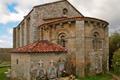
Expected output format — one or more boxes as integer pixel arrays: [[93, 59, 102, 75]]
[[57, 33, 67, 47], [92, 32, 102, 50], [63, 8, 68, 15], [40, 27, 44, 40]]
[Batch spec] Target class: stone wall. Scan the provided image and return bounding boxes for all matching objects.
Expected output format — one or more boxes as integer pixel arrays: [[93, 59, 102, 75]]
[[0, 48, 12, 62], [75, 20, 85, 77], [11, 53, 31, 80], [12, 0, 109, 78], [84, 18, 109, 75], [11, 53, 66, 80], [13, 0, 82, 48], [30, 53, 66, 69], [34, 0, 82, 26]]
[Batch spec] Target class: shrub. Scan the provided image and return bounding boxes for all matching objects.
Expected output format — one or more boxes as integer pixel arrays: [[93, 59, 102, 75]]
[[112, 48, 120, 74]]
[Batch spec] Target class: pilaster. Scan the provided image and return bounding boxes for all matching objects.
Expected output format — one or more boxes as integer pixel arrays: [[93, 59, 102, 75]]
[[75, 20, 85, 77]]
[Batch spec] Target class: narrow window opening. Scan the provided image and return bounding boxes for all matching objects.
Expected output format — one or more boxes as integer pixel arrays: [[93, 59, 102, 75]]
[[16, 59, 19, 64], [92, 32, 102, 50], [58, 33, 67, 47], [63, 8, 68, 16]]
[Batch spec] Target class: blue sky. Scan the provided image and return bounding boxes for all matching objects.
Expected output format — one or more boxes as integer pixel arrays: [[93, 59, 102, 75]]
[[0, 22, 19, 47], [0, 4, 19, 48], [0, 21, 18, 35], [7, 3, 18, 13], [0, 2, 19, 48], [0, 0, 120, 48], [0, 0, 57, 48]]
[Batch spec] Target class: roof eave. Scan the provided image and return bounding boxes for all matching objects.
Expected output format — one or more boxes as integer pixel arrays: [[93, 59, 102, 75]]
[[12, 51, 67, 53]]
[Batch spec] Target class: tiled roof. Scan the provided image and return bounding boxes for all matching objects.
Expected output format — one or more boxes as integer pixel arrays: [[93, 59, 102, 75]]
[[39, 16, 108, 27], [39, 17, 83, 27], [13, 40, 67, 53]]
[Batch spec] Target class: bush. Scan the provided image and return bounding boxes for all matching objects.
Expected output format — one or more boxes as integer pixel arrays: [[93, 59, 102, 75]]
[[109, 32, 120, 69], [112, 48, 120, 74]]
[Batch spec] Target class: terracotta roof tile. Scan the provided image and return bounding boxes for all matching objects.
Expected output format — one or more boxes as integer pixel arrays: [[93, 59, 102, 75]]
[[39, 16, 108, 27], [39, 16, 83, 27], [13, 40, 67, 53]]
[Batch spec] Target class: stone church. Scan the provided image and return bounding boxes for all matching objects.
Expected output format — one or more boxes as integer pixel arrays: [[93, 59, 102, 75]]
[[11, 0, 109, 80]]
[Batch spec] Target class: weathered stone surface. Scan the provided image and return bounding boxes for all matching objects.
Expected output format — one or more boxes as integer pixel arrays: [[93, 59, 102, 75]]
[[12, 0, 109, 79]]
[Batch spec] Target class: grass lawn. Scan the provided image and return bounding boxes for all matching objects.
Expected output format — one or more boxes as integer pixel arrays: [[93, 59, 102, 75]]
[[0, 67, 9, 80], [78, 74, 112, 80]]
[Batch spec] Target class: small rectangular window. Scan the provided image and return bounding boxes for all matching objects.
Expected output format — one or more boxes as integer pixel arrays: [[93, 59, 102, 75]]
[[16, 59, 19, 64]]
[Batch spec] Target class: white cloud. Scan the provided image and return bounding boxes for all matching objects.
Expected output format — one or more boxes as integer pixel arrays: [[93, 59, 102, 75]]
[[0, 1, 23, 24], [0, 0, 60, 48], [0, 0, 62, 24], [0, 0, 60, 47], [0, 0, 120, 32], [7, 28, 13, 34], [0, 0, 120, 48], [0, 40, 6, 43], [0, 0, 45, 24], [0, 35, 12, 48], [0, 28, 13, 48], [69, 0, 120, 33]]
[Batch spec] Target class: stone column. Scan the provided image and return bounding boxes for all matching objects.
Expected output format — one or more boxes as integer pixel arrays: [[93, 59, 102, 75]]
[[13, 28, 16, 48], [104, 26, 109, 72], [43, 26, 50, 41], [33, 27, 40, 41], [49, 26, 52, 41], [19, 26, 22, 47], [26, 18, 30, 45], [24, 20, 27, 46], [39, 27, 42, 40], [18, 27, 20, 47], [15, 28, 18, 48], [51, 25, 56, 43], [22, 23, 24, 46], [75, 20, 85, 77]]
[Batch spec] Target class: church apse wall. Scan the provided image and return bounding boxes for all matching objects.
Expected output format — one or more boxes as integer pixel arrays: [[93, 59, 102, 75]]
[[11, 51, 67, 80], [12, 0, 109, 79], [84, 18, 109, 75]]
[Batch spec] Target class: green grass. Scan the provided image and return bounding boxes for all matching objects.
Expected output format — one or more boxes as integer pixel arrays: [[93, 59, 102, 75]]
[[78, 74, 112, 80], [0, 67, 9, 80]]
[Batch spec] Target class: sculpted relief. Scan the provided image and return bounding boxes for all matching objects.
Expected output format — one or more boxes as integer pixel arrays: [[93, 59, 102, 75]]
[[30, 58, 66, 80]]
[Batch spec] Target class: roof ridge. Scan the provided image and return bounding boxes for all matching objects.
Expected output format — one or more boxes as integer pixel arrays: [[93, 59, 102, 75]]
[[34, 0, 65, 8], [39, 16, 83, 27], [34, 0, 84, 17], [12, 40, 67, 53], [15, 0, 84, 28]]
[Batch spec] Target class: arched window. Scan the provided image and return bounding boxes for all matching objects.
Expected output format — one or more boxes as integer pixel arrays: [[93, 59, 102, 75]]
[[63, 8, 68, 15], [41, 27, 44, 40], [58, 33, 67, 47], [92, 32, 102, 50]]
